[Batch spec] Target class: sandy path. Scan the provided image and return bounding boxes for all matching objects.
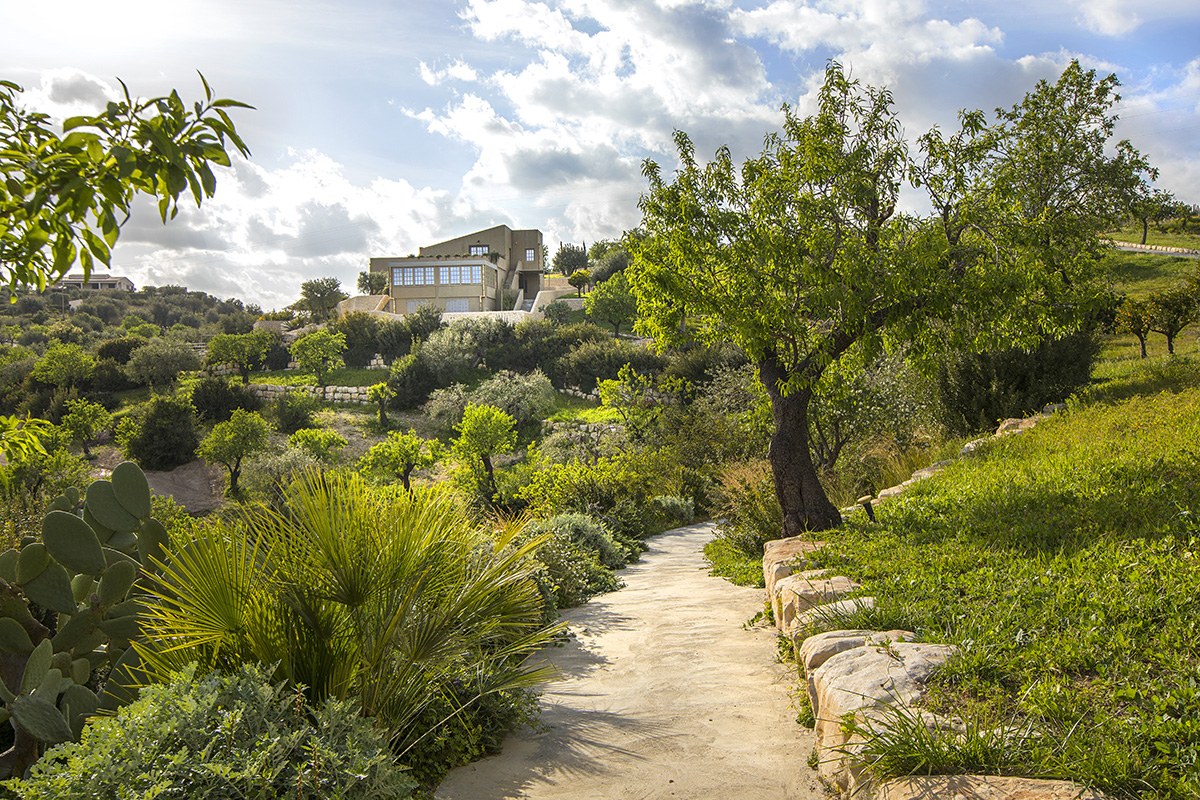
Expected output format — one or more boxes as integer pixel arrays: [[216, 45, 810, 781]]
[[435, 521, 826, 800]]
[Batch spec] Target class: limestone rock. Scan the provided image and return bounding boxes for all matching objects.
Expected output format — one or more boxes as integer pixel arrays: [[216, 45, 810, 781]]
[[775, 572, 860, 634], [810, 641, 957, 792], [798, 629, 917, 675], [761, 536, 823, 601], [875, 775, 1109, 800]]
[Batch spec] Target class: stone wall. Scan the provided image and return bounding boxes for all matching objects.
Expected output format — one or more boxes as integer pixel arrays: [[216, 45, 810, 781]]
[[246, 384, 374, 405], [760, 407, 1108, 799]]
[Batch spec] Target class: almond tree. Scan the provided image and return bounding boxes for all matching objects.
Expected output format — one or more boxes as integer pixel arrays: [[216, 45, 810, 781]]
[[629, 61, 1153, 535]]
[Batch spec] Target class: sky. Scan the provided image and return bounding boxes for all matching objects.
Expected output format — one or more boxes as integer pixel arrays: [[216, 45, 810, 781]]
[[2, 0, 1198, 310]]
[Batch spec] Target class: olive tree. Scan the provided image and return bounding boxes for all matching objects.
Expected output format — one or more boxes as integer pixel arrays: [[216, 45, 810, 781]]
[[290, 329, 346, 386], [206, 330, 274, 383], [196, 408, 271, 495], [629, 61, 1154, 535], [358, 429, 441, 491]]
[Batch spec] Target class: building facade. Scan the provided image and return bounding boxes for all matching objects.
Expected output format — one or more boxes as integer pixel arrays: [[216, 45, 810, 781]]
[[369, 225, 544, 313], [53, 274, 135, 292]]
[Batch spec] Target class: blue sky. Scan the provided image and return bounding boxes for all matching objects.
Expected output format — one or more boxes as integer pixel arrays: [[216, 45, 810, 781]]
[[2, 0, 1198, 310]]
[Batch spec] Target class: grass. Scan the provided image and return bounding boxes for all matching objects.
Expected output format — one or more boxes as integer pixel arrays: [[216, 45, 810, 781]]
[[249, 367, 386, 387], [802, 356, 1200, 798], [544, 394, 621, 423], [1104, 251, 1198, 298], [1106, 224, 1200, 251], [703, 538, 765, 587]]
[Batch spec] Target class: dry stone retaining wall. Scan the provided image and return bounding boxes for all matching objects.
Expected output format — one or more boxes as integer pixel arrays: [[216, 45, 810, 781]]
[[760, 408, 1107, 799], [246, 384, 374, 405]]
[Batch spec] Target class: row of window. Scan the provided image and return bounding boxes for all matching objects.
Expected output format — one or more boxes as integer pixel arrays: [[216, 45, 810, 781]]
[[392, 265, 486, 286]]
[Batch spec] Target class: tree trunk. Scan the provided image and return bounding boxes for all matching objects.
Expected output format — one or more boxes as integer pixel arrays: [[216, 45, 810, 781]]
[[1137, 333, 1147, 359], [758, 353, 842, 537], [1141, 217, 1149, 245], [400, 465, 413, 492]]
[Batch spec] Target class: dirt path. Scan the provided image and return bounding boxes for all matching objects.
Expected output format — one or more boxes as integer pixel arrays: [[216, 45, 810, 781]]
[[435, 521, 826, 800]]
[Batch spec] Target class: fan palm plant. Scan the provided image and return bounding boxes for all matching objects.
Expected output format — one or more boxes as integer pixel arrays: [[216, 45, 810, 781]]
[[135, 468, 560, 748]]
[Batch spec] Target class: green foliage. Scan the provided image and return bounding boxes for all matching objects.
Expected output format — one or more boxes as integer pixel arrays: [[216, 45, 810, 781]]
[[271, 390, 317, 434], [559, 338, 667, 393], [451, 404, 517, 508], [629, 60, 1156, 535], [5, 663, 415, 800], [584, 271, 637, 335], [291, 328, 346, 387], [0, 461, 172, 778], [552, 243, 588, 276], [205, 330, 274, 383], [525, 513, 633, 571], [332, 311, 383, 367], [59, 399, 110, 457], [710, 460, 782, 556], [567, 269, 590, 296], [1115, 296, 1153, 358], [935, 330, 1100, 435], [426, 370, 556, 432], [136, 472, 559, 762], [702, 538, 765, 588], [358, 430, 440, 491], [387, 351, 439, 410], [116, 395, 199, 471], [188, 376, 262, 423], [94, 337, 144, 365], [357, 269, 388, 295], [538, 299, 571, 325], [297, 277, 348, 322], [196, 409, 271, 495], [31, 342, 93, 389], [0, 77, 250, 293], [288, 427, 348, 464], [811, 372, 1200, 797], [1147, 285, 1196, 355], [589, 247, 629, 285], [123, 338, 202, 391], [524, 527, 622, 611]]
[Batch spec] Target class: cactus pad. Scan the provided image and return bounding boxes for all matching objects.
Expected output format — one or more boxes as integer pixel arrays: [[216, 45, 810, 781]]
[[111, 461, 152, 520], [15, 543, 50, 585], [85, 481, 140, 533], [11, 694, 73, 744], [22, 562, 78, 615], [0, 617, 35, 655], [42, 510, 107, 576], [98, 561, 138, 606]]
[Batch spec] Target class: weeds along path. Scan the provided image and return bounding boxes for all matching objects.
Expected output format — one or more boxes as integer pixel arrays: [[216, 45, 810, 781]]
[[435, 521, 824, 800]]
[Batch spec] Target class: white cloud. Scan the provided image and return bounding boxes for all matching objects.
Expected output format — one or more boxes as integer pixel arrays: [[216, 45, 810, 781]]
[[418, 59, 480, 85], [1071, 0, 1141, 36]]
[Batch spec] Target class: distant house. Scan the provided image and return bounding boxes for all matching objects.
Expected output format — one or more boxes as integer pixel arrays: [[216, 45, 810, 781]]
[[53, 273, 135, 292], [369, 225, 544, 314]]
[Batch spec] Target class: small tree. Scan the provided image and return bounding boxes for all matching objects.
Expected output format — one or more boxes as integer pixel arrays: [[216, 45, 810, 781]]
[[568, 270, 590, 297], [60, 398, 111, 457], [1115, 297, 1152, 358], [298, 277, 348, 322], [367, 382, 392, 427], [585, 271, 637, 336], [552, 243, 588, 276], [31, 342, 94, 388], [451, 403, 516, 504], [538, 299, 571, 325], [290, 329, 346, 387], [196, 408, 271, 495], [124, 338, 203, 392], [358, 430, 440, 491], [207, 330, 274, 384], [1147, 286, 1196, 355], [357, 270, 387, 295], [287, 428, 347, 464]]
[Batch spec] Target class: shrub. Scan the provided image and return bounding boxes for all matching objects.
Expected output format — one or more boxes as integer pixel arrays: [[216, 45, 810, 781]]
[[288, 427, 348, 463], [527, 528, 622, 610], [242, 446, 323, 508], [560, 338, 667, 392], [487, 319, 607, 381], [711, 460, 783, 555], [936, 330, 1101, 434], [539, 299, 571, 325], [526, 513, 633, 570], [117, 395, 200, 470], [650, 495, 695, 529], [6, 664, 414, 800], [90, 357, 136, 394], [272, 390, 317, 434], [190, 376, 262, 422], [331, 311, 382, 360], [264, 340, 291, 370], [95, 336, 146, 365], [388, 351, 439, 410], [425, 370, 556, 431]]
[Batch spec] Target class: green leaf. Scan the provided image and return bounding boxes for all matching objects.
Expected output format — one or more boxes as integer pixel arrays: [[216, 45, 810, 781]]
[[23, 563, 79, 614], [42, 510, 107, 575], [110, 461, 151, 520], [11, 694, 73, 744]]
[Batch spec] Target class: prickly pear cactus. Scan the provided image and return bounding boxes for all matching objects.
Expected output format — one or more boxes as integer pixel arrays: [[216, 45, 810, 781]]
[[0, 461, 170, 779]]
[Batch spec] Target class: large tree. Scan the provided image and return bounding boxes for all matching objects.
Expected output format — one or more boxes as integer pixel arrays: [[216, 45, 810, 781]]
[[207, 330, 274, 384], [628, 61, 1151, 536], [298, 277, 347, 321]]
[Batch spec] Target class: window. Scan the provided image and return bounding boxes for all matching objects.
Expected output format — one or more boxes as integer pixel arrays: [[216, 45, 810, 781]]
[[392, 266, 434, 286], [525, 248, 535, 263], [469, 245, 487, 256], [437, 265, 483, 285], [445, 298, 470, 312]]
